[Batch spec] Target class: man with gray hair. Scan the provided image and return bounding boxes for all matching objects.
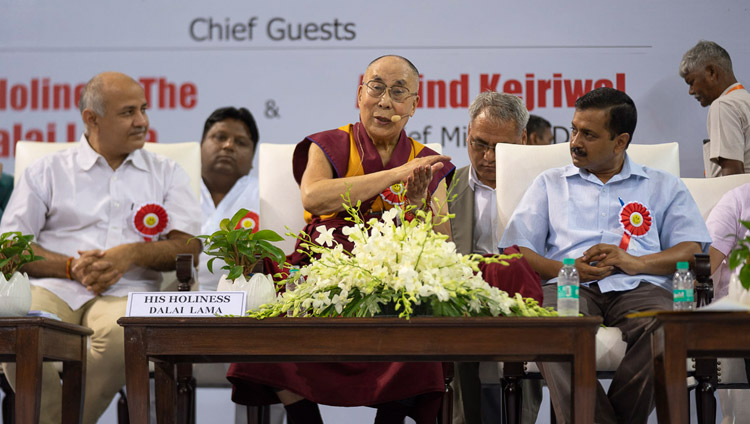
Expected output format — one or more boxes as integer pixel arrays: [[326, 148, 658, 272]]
[[449, 91, 542, 424], [680, 40, 750, 177]]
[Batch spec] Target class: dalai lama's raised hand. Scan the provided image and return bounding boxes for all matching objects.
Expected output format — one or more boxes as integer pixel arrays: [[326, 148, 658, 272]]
[[396, 154, 449, 205], [404, 163, 434, 207]]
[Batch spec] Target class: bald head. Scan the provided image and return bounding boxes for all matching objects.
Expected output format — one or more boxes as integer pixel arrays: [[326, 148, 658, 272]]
[[365, 55, 420, 88], [79, 72, 149, 168], [79, 72, 142, 116]]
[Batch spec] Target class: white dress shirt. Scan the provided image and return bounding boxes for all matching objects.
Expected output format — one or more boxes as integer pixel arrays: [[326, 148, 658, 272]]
[[0, 135, 201, 309], [468, 165, 499, 255], [199, 174, 260, 290]]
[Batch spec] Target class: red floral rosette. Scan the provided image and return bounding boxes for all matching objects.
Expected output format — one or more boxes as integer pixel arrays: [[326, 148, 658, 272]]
[[618, 201, 652, 250], [234, 210, 260, 233], [132, 203, 168, 242], [379, 182, 407, 206]]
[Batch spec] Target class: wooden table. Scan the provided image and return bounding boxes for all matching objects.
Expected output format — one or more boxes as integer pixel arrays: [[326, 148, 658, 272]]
[[652, 311, 750, 423], [119, 316, 601, 424], [0, 317, 92, 424]]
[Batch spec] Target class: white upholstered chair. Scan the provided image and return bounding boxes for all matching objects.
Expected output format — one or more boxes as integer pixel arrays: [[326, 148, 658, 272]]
[[14, 141, 201, 197], [496, 141, 680, 241], [682, 173, 750, 220], [258, 143, 305, 255], [494, 142, 680, 373]]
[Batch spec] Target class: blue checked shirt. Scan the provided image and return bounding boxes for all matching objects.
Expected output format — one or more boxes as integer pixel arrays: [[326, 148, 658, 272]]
[[499, 154, 712, 292]]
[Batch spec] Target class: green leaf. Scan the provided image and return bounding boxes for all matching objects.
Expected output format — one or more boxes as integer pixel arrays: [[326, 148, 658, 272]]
[[256, 242, 286, 264], [227, 265, 244, 280], [226, 230, 239, 246], [252, 229, 284, 242], [729, 248, 747, 270], [0, 231, 40, 280], [740, 264, 750, 291], [206, 257, 217, 273], [230, 208, 249, 229]]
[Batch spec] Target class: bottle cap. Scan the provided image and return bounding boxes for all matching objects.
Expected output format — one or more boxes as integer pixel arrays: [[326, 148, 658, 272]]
[[562, 258, 575, 266], [676, 261, 689, 270]]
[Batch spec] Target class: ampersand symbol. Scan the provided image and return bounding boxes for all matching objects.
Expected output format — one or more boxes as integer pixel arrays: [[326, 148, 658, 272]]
[[265, 100, 280, 118]]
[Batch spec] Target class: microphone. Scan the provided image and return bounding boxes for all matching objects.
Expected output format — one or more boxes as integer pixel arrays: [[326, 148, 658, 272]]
[[390, 114, 407, 123]]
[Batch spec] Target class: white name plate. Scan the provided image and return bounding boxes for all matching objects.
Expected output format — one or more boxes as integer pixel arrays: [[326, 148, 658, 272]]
[[126, 291, 247, 317]]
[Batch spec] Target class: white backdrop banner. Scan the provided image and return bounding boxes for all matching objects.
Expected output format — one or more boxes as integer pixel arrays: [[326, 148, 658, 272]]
[[1, 0, 748, 176]]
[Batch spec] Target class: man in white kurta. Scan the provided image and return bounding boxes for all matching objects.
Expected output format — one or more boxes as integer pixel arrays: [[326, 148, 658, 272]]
[[0, 72, 201, 424], [198, 107, 289, 424], [200, 174, 259, 290], [198, 106, 261, 291]]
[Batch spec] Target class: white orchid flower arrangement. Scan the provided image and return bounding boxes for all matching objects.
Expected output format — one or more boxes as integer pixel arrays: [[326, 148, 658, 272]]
[[247, 192, 556, 319]]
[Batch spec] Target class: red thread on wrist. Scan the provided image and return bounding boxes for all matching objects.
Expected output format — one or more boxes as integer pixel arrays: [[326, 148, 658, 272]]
[[66, 257, 73, 280]]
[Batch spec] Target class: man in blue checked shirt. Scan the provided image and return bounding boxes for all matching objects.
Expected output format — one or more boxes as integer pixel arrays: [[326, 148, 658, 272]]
[[500, 87, 711, 424]]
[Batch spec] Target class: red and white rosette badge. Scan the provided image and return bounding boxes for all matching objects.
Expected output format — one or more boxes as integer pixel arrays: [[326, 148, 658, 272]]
[[132, 203, 169, 242], [379, 182, 407, 206], [234, 210, 260, 233], [618, 201, 652, 250]]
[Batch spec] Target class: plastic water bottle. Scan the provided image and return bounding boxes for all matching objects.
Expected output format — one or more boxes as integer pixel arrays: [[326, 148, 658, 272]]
[[286, 266, 302, 316], [673, 261, 695, 311], [287, 266, 300, 293], [557, 258, 580, 317]]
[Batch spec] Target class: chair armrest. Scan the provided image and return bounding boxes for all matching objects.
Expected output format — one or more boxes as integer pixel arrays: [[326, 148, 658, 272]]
[[694, 253, 713, 308], [176, 254, 195, 292]]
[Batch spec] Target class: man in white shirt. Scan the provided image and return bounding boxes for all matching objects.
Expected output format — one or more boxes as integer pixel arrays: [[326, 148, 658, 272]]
[[448, 91, 542, 424], [197, 107, 287, 424], [199, 106, 261, 291], [680, 40, 750, 177], [0, 71, 201, 424]]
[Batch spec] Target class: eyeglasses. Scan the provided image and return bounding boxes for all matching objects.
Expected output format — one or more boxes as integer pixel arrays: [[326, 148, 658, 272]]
[[362, 81, 417, 103], [469, 138, 496, 155]]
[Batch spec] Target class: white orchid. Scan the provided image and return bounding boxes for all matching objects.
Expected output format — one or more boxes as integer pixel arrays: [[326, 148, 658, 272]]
[[249, 198, 556, 319], [314, 225, 336, 247]]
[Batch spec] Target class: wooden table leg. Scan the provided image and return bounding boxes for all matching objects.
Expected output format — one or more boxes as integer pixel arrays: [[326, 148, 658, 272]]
[[653, 323, 689, 424], [61, 359, 84, 424], [61, 329, 87, 424], [155, 361, 177, 424], [15, 326, 42, 424], [124, 327, 151, 424], [571, 329, 596, 424]]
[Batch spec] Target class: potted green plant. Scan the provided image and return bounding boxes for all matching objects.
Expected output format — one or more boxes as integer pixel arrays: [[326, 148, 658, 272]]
[[0, 231, 41, 316], [197, 208, 286, 310], [727, 220, 750, 305]]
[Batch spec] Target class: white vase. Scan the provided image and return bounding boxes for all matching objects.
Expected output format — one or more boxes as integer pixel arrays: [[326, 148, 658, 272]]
[[217, 273, 276, 311], [0, 272, 31, 317]]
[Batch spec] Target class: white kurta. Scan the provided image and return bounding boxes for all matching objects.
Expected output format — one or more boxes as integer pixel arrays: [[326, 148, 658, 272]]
[[199, 174, 260, 290]]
